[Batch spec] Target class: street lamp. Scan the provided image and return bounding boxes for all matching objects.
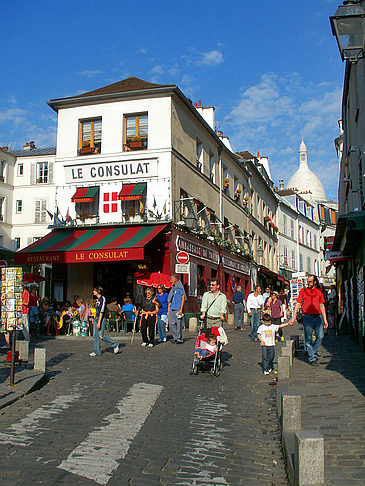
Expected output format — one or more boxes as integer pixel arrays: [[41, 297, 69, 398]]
[[330, 0, 365, 62], [256, 246, 264, 261]]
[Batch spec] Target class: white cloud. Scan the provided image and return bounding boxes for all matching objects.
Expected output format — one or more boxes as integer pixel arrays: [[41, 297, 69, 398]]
[[197, 49, 224, 66], [150, 65, 164, 75], [225, 72, 342, 199], [78, 70, 102, 77], [0, 108, 29, 126]]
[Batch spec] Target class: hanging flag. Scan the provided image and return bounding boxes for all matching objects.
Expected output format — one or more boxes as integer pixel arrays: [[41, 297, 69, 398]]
[[46, 209, 53, 220], [53, 213, 63, 226], [65, 208, 72, 223], [153, 197, 157, 210], [56, 206, 60, 216], [139, 200, 145, 214], [163, 200, 167, 214]]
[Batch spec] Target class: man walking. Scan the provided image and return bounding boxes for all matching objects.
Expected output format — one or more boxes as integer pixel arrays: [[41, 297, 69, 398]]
[[200, 278, 227, 328], [247, 285, 264, 341], [232, 285, 246, 330], [90, 286, 119, 356], [167, 275, 186, 343], [22, 285, 30, 342], [290, 275, 328, 366], [262, 287, 271, 304]]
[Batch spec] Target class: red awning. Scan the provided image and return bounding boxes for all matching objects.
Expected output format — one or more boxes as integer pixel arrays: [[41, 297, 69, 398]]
[[71, 186, 99, 203], [118, 183, 146, 201]]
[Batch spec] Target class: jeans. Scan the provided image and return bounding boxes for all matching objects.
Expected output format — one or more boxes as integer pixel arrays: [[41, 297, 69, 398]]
[[234, 303, 244, 328], [169, 310, 183, 341], [22, 313, 30, 342], [194, 348, 210, 358], [157, 315, 167, 341], [93, 317, 118, 354], [303, 314, 323, 362], [250, 309, 261, 340], [262, 346, 275, 372]]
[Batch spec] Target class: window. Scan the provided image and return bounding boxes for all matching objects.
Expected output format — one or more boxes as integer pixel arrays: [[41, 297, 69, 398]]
[[299, 225, 303, 243], [16, 200, 22, 213], [307, 256, 311, 273], [209, 153, 215, 182], [35, 200, 47, 223], [291, 249, 296, 269], [299, 253, 303, 272], [0, 197, 4, 221], [15, 237, 21, 251], [313, 233, 317, 250], [283, 246, 288, 266], [124, 114, 147, 151], [283, 215, 287, 235], [196, 139, 203, 171], [18, 163, 24, 176], [37, 162, 49, 183], [79, 118, 102, 155], [290, 219, 295, 239], [0, 160, 5, 183]]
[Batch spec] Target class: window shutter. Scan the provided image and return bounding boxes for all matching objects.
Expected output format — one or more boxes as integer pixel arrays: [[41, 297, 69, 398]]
[[30, 163, 36, 185], [35, 200, 41, 223], [48, 161, 53, 183], [41, 200, 47, 223]]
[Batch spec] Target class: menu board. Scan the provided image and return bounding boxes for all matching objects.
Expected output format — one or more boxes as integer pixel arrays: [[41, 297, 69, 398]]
[[1, 267, 23, 331]]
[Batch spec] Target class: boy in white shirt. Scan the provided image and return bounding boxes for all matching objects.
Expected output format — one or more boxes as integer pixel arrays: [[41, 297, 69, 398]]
[[257, 313, 292, 374]]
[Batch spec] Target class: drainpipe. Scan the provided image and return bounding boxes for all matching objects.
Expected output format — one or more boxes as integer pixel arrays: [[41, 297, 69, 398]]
[[218, 147, 223, 234]]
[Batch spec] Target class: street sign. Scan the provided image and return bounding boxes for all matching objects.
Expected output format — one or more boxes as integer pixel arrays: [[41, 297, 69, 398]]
[[175, 263, 190, 274], [176, 251, 189, 264]]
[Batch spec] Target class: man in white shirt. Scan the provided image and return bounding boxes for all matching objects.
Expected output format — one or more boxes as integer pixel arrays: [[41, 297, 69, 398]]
[[246, 285, 264, 341]]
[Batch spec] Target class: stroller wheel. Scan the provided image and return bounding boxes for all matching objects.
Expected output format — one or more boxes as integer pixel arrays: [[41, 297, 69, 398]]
[[193, 367, 198, 375], [215, 370, 220, 377], [210, 369, 215, 376]]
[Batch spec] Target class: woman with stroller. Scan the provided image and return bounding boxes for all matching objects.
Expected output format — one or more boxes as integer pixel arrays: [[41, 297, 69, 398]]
[[138, 288, 159, 347]]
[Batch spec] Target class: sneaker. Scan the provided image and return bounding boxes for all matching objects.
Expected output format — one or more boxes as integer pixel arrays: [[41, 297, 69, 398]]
[[240, 328, 246, 331], [141, 343, 147, 347], [268, 368, 272, 373], [263, 371, 270, 375], [176, 340, 183, 344], [162, 338, 167, 342], [89, 352, 98, 357], [280, 336, 285, 342], [1, 345, 10, 349], [309, 360, 319, 366], [148, 343, 154, 347], [113, 346, 119, 354], [234, 327, 238, 330]]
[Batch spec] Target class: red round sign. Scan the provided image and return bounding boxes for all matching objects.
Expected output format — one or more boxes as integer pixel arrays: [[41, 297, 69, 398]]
[[0, 260, 7, 268], [176, 251, 189, 264]]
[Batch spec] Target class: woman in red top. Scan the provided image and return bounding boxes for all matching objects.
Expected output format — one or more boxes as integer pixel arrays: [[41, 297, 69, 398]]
[[290, 275, 328, 365]]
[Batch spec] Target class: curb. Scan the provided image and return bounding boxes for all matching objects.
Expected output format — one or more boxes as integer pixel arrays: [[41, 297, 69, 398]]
[[0, 371, 48, 410]]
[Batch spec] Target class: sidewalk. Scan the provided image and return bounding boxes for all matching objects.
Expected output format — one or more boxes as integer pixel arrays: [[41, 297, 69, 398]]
[[0, 347, 46, 409], [282, 323, 365, 485]]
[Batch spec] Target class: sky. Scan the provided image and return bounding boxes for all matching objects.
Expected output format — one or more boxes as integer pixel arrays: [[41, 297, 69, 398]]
[[0, 0, 345, 201]]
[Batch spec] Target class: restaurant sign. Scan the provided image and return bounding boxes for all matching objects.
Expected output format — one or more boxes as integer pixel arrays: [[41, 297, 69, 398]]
[[176, 235, 219, 264], [222, 255, 250, 275], [15, 248, 144, 265], [64, 158, 158, 184]]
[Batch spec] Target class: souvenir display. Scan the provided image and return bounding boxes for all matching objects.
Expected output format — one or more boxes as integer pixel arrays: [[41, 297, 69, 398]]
[[1, 267, 23, 331]]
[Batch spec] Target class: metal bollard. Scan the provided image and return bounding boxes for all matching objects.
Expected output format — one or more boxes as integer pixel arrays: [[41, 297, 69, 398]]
[[282, 393, 301, 432], [278, 355, 290, 380], [34, 348, 46, 372], [189, 317, 198, 333], [295, 431, 324, 486]]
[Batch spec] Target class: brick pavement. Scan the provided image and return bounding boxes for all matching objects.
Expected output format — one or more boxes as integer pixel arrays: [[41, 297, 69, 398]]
[[282, 323, 365, 485], [0, 327, 288, 485]]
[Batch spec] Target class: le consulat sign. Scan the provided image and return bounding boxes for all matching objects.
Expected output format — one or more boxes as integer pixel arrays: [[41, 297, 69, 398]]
[[64, 158, 158, 184]]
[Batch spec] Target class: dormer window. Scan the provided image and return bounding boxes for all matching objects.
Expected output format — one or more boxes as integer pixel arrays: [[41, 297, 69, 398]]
[[124, 114, 148, 151], [79, 119, 102, 155]]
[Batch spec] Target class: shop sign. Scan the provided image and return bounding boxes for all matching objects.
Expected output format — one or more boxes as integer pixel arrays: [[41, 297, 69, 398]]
[[175, 263, 190, 274], [176, 251, 189, 264], [222, 255, 250, 275], [176, 236, 219, 264], [325, 250, 351, 262], [64, 158, 158, 184], [15, 248, 144, 265]]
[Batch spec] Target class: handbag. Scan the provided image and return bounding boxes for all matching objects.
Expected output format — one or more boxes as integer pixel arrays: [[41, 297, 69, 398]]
[[296, 288, 305, 323]]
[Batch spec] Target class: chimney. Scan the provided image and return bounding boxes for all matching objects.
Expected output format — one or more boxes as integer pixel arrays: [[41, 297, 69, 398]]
[[279, 179, 284, 190], [218, 131, 223, 137], [23, 141, 36, 151]]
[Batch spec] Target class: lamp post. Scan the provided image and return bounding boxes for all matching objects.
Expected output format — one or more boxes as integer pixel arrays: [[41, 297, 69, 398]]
[[256, 245, 264, 263], [330, 0, 365, 62]]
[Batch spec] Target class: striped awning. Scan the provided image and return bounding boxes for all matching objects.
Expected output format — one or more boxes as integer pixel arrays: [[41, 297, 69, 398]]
[[118, 183, 146, 201], [14, 224, 167, 264], [71, 187, 99, 203]]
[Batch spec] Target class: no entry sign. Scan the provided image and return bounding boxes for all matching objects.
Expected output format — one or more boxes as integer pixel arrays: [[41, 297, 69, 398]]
[[176, 251, 189, 264]]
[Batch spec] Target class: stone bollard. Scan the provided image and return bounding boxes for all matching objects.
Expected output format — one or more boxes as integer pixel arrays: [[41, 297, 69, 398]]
[[244, 312, 248, 325], [227, 314, 234, 326], [189, 317, 198, 333], [285, 339, 295, 354], [16, 341, 29, 362], [281, 346, 293, 367], [278, 355, 290, 380], [34, 348, 46, 372], [290, 335, 300, 350], [295, 431, 324, 486], [282, 393, 301, 432]]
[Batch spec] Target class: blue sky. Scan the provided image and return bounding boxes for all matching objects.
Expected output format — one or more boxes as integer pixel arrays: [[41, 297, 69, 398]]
[[1, 0, 345, 201]]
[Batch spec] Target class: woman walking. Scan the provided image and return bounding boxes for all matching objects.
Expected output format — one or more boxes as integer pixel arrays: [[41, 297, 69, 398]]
[[139, 288, 159, 347]]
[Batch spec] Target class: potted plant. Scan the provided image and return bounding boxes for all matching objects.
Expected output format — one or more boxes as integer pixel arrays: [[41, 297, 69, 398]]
[[223, 178, 230, 188], [129, 135, 143, 149], [80, 141, 95, 154], [234, 187, 241, 201]]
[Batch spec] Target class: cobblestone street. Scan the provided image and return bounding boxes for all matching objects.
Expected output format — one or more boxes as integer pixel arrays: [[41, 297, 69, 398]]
[[0, 328, 288, 485]]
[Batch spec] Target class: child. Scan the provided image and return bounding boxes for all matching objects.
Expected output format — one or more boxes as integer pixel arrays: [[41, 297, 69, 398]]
[[194, 334, 218, 360], [257, 313, 291, 375]]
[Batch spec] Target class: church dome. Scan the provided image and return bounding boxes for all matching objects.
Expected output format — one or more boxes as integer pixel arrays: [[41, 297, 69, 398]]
[[286, 139, 326, 201]]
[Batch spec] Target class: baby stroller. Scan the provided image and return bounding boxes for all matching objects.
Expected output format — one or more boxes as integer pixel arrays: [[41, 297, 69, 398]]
[[190, 323, 228, 377]]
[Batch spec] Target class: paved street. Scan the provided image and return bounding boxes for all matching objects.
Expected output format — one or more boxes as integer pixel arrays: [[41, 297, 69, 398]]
[[0, 328, 288, 486]]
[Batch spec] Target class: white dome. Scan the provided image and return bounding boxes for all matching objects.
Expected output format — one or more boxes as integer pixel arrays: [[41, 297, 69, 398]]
[[286, 139, 326, 201]]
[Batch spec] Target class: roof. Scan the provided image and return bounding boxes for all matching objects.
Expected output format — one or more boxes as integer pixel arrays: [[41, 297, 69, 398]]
[[236, 151, 256, 160], [9, 147, 56, 157], [48, 76, 175, 108], [275, 189, 297, 196]]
